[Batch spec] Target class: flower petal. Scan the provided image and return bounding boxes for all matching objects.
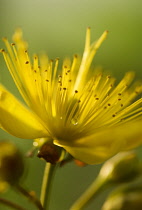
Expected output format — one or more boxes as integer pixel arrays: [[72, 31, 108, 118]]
[[0, 85, 49, 139], [54, 120, 142, 164]]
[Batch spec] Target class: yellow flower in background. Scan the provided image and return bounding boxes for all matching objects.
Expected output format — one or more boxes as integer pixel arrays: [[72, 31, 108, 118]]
[[0, 28, 142, 164]]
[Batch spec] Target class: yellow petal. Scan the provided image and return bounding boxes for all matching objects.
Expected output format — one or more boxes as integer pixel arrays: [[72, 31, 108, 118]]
[[54, 120, 142, 164], [0, 85, 48, 139]]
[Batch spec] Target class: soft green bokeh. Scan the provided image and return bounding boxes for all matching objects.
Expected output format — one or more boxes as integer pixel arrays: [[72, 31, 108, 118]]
[[0, 0, 142, 209]]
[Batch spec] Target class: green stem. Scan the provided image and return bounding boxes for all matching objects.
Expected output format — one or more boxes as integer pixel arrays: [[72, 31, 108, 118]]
[[70, 177, 109, 210], [40, 162, 57, 210], [16, 185, 43, 210], [0, 197, 27, 210]]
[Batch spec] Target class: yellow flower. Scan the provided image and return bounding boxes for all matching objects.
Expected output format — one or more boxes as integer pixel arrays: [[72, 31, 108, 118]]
[[0, 28, 142, 164]]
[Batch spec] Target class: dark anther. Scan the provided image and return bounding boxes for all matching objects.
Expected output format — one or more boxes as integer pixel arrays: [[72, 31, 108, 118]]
[[112, 114, 116, 117], [46, 80, 49, 82], [25, 61, 29, 64], [1, 49, 5, 52], [11, 43, 15, 46], [95, 98, 99, 100], [118, 93, 121, 96], [63, 88, 67, 90], [75, 90, 78, 93], [108, 103, 111, 106]]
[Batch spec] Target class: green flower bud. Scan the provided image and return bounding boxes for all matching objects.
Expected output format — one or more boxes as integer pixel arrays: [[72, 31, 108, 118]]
[[0, 141, 24, 190], [102, 185, 142, 210], [99, 151, 141, 184]]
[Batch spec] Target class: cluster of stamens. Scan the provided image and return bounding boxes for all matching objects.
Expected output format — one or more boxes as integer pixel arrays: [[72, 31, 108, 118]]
[[0, 30, 142, 141]]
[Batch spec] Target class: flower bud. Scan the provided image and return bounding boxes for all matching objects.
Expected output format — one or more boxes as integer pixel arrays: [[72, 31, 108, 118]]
[[102, 185, 142, 210], [0, 141, 24, 189], [37, 142, 63, 164], [99, 151, 141, 184]]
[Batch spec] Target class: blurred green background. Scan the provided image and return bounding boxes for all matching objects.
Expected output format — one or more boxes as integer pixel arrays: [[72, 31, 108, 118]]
[[0, 0, 142, 209]]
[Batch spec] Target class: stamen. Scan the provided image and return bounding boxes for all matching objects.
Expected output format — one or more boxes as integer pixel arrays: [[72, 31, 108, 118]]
[[74, 28, 108, 92]]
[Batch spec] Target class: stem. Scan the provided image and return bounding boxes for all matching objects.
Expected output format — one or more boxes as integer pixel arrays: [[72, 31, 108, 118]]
[[16, 185, 44, 210], [0, 197, 27, 210], [40, 162, 57, 209], [70, 177, 109, 210]]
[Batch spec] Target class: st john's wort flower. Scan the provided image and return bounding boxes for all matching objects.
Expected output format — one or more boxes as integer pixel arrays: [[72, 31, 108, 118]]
[[0, 28, 142, 164]]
